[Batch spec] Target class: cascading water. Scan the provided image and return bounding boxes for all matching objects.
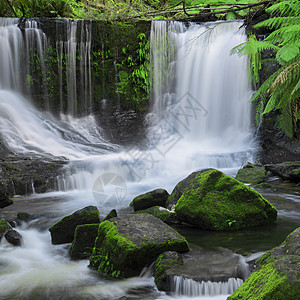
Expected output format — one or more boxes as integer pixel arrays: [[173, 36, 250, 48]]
[[0, 18, 258, 299]]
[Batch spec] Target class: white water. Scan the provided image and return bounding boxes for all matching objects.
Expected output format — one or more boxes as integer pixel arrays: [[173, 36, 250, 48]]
[[0, 19, 256, 299]]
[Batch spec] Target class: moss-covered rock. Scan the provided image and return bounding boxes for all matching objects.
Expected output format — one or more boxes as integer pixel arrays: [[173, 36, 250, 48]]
[[103, 209, 117, 221], [69, 223, 99, 260], [265, 161, 300, 182], [134, 206, 178, 225], [154, 251, 183, 292], [228, 227, 300, 299], [174, 169, 277, 230], [0, 218, 11, 239], [17, 212, 33, 222], [236, 163, 266, 184], [49, 206, 100, 245], [130, 188, 169, 211], [89, 213, 189, 278]]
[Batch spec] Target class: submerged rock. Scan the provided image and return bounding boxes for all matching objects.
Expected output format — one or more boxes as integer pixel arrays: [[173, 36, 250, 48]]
[[89, 213, 189, 278], [174, 169, 277, 230], [236, 163, 266, 184], [134, 206, 178, 225], [265, 161, 300, 182], [17, 212, 33, 223], [49, 206, 100, 245], [69, 224, 99, 260], [130, 189, 169, 211], [228, 227, 300, 299], [5, 229, 22, 246]]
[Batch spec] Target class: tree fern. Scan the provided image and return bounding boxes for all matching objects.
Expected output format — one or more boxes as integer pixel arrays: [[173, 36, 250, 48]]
[[236, 0, 300, 138]]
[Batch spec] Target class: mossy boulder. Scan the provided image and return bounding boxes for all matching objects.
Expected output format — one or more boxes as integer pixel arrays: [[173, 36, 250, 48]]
[[0, 218, 11, 239], [166, 172, 200, 209], [49, 206, 100, 244], [265, 162, 300, 182], [174, 169, 277, 230], [69, 223, 99, 260], [89, 213, 189, 278], [130, 189, 169, 211], [134, 206, 179, 225], [236, 163, 266, 184], [103, 209, 117, 221], [154, 251, 183, 292], [17, 212, 33, 223], [228, 227, 300, 299]]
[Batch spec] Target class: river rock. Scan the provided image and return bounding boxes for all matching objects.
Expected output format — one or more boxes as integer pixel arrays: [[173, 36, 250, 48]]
[[5, 229, 22, 246], [69, 223, 99, 260], [17, 212, 33, 223], [154, 251, 183, 291], [89, 213, 189, 278], [0, 218, 11, 239], [155, 248, 248, 293], [130, 189, 169, 211], [265, 161, 300, 182], [0, 189, 13, 208], [49, 206, 100, 245], [134, 206, 179, 225], [174, 169, 277, 230], [236, 163, 266, 184], [103, 209, 117, 221], [228, 227, 300, 299]]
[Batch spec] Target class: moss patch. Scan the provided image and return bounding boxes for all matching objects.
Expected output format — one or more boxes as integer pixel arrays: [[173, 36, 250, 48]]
[[175, 169, 277, 230], [89, 214, 189, 278], [236, 163, 266, 184]]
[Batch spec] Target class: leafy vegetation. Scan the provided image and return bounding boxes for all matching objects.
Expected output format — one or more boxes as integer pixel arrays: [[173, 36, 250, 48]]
[[233, 0, 300, 138]]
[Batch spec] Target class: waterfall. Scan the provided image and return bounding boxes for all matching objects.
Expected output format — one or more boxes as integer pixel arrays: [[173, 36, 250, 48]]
[[172, 276, 244, 297], [148, 21, 255, 170]]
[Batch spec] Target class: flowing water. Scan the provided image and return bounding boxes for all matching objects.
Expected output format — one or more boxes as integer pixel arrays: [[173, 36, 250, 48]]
[[0, 18, 299, 299]]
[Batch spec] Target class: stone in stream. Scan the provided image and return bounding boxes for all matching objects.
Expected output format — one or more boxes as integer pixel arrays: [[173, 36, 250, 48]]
[[17, 212, 33, 223], [154, 248, 248, 293], [173, 169, 277, 230], [129, 189, 169, 211], [49, 206, 100, 244], [265, 161, 300, 182], [89, 213, 189, 278], [5, 229, 22, 246], [235, 162, 267, 185], [103, 209, 117, 221], [69, 223, 99, 260], [228, 227, 300, 299]]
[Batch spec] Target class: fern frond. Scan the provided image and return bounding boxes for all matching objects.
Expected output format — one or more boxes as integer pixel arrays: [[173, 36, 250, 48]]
[[278, 102, 294, 138], [265, 24, 300, 46], [266, 0, 300, 17], [276, 45, 299, 64], [254, 16, 300, 30]]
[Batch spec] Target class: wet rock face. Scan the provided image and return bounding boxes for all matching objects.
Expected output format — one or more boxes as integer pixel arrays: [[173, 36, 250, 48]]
[[0, 156, 67, 196], [228, 227, 300, 300], [173, 168, 277, 230], [265, 161, 300, 183], [49, 206, 100, 245], [0, 189, 13, 208], [89, 213, 189, 278]]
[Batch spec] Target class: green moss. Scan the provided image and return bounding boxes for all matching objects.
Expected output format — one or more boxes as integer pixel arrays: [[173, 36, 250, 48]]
[[89, 218, 189, 278], [0, 218, 10, 233], [175, 169, 277, 230], [236, 164, 266, 184], [154, 251, 183, 291], [228, 261, 299, 299]]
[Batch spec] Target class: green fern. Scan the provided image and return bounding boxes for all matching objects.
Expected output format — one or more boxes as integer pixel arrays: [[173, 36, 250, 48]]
[[236, 0, 300, 138]]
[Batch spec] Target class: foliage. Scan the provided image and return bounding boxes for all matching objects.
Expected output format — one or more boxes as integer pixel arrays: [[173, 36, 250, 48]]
[[232, 0, 300, 138]]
